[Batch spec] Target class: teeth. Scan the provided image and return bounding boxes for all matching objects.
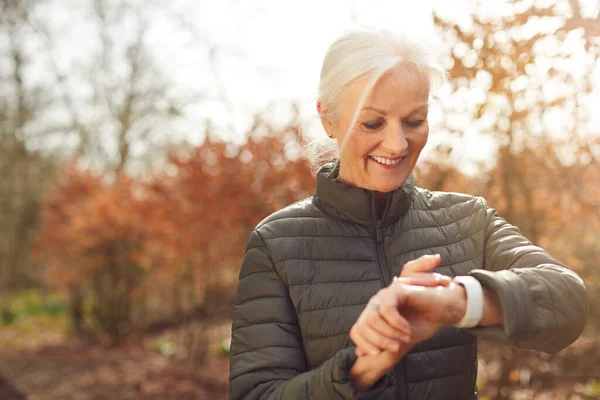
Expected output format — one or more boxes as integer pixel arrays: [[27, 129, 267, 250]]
[[370, 155, 403, 166]]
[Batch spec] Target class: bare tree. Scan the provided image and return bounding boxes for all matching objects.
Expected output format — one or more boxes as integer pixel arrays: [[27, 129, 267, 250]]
[[0, 0, 231, 333], [0, 0, 60, 323]]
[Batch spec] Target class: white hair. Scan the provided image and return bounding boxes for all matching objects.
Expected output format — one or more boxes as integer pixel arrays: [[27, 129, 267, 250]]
[[304, 28, 446, 171]]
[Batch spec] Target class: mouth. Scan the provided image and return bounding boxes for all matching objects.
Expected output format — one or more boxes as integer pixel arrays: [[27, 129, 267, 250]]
[[368, 155, 405, 168]]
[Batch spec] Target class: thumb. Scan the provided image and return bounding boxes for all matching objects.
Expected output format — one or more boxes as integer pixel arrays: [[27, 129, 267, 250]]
[[400, 254, 441, 277]]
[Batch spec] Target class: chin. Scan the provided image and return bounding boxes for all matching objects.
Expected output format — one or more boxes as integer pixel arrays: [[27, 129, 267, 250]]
[[373, 173, 409, 192], [374, 179, 404, 193]]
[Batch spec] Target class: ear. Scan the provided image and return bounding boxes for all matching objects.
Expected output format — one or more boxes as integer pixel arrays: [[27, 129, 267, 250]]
[[317, 100, 334, 138]]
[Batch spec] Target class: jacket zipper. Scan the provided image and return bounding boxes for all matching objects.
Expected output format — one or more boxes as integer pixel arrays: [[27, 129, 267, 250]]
[[371, 194, 406, 400]]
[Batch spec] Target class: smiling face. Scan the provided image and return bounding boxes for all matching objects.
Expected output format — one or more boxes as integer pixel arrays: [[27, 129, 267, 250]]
[[321, 64, 430, 193]]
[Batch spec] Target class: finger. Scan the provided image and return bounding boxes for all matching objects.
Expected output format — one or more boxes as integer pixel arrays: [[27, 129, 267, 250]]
[[353, 310, 397, 353], [394, 272, 451, 287], [350, 325, 384, 355], [400, 254, 441, 276], [401, 254, 441, 275], [405, 272, 451, 286], [374, 302, 412, 335], [358, 323, 404, 353], [365, 307, 411, 343], [355, 347, 369, 357], [369, 289, 412, 334]]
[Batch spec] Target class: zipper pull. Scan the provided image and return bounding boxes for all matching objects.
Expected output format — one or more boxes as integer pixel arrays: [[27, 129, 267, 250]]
[[376, 221, 383, 243]]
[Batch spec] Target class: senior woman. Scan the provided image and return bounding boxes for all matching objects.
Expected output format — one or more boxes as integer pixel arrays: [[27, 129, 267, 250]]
[[228, 29, 588, 400]]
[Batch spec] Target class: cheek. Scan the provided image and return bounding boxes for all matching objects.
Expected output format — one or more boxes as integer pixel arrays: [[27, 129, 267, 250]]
[[341, 133, 370, 161], [354, 138, 377, 173], [410, 129, 429, 151]]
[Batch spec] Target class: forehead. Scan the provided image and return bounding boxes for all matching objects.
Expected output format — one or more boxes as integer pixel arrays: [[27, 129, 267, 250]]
[[341, 64, 430, 114]]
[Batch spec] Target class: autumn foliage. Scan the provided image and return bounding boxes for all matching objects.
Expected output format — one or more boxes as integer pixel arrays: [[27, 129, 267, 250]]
[[34, 124, 314, 341], [35, 122, 599, 345]]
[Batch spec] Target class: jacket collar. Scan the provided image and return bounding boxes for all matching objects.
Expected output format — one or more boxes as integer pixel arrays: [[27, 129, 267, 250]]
[[313, 160, 414, 226]]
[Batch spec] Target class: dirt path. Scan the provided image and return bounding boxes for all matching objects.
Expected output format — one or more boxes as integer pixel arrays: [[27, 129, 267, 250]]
[[0, 376, 25, 400], [0, 339, 229, 400], [0, 323, 596, 399]]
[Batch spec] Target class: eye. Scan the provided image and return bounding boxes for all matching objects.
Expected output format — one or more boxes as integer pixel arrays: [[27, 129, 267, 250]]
[[362, 120, 383, 130], [405, 119, 425, 128]]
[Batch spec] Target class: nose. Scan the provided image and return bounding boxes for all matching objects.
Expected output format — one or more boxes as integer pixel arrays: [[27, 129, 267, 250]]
[[382, 123, 408, 154]]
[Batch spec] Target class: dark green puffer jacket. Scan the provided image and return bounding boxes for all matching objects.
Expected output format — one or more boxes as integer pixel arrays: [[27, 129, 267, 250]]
[[229, 162, 588, 400]]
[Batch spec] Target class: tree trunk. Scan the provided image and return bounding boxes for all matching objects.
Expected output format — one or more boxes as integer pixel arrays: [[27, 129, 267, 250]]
[[68, 283, 85, 334]]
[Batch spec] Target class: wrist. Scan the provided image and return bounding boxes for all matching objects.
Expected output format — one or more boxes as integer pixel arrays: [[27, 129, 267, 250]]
[[479, 287, 503, 326], [444, 283, 468, 326], [350, 354, 385, 391], [350, 347, 410, 391]]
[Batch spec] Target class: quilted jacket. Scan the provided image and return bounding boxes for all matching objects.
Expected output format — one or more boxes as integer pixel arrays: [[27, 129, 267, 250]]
[[229, 161, 588, 400]]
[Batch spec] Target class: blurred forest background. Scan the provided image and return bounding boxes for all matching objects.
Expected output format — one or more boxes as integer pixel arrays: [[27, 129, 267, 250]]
[[1, 0, 599, 399]]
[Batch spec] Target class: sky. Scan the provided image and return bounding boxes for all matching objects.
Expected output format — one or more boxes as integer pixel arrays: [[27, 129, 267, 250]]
[[147, 0, 599, 171], [23, 0, 600, 172], [149, 0, 442, 141], [144, 0, 503, 170]]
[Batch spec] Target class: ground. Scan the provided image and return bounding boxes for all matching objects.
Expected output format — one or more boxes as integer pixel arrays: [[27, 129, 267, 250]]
[[0, 315, 598, 399], [0, 316, 230, 400]]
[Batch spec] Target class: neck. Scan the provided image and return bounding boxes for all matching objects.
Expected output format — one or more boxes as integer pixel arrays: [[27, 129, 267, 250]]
[[314, 160, 414, 226], [337, 164, 389, 218], [374, 191, 388, 218]]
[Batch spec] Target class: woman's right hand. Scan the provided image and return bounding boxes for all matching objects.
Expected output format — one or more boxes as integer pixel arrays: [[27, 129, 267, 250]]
[[350, 254, 448, 357], [349, 254, 455, 391], [351, 280, 470, 390]]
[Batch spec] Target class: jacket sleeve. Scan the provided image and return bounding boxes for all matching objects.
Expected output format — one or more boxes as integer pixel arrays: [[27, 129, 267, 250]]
[[465, 205, 588, 353], [229, 229, 386, 400]]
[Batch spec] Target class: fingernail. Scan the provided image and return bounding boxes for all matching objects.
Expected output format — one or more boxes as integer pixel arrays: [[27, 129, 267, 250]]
[[370, 349, 379, 356]]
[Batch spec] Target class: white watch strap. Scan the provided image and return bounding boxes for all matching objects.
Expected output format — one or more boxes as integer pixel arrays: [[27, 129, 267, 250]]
[[452, 276, 484, 328]]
